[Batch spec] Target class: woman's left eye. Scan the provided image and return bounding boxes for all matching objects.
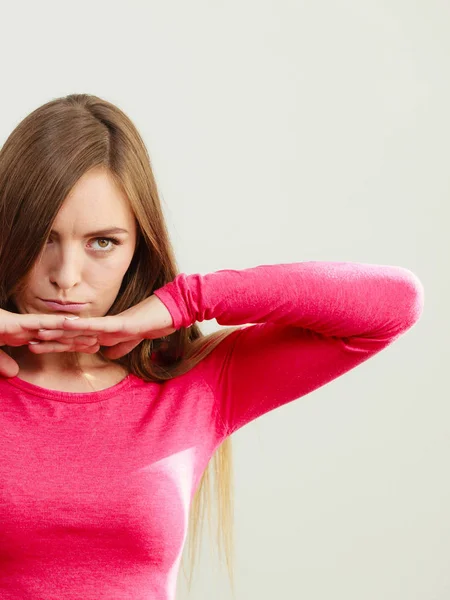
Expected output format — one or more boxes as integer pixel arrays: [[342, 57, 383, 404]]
[[45, 237, 122, 253], [90, 237, 122, 252]]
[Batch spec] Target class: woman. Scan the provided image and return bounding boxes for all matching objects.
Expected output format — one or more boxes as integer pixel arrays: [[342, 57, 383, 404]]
[[0, 94, 424, 600]]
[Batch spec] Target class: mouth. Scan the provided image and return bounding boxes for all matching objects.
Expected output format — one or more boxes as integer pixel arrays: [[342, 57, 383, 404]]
[[40, 299, 88, 312], [42, 300, 85, 305]]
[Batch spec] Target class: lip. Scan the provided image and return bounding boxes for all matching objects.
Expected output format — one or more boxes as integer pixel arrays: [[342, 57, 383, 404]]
[[42, 298, 85, 305], [40, 299, 88, 312]]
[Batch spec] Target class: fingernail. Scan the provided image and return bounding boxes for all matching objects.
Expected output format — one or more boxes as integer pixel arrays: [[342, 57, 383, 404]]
[[65, 316, 79, 320]]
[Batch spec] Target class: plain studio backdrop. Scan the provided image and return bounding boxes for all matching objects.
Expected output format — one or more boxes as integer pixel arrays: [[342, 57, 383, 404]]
[[0, 2, 446, 599]]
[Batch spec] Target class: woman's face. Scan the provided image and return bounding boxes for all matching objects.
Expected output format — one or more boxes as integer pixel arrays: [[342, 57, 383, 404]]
[[12, 168, 138, 320]]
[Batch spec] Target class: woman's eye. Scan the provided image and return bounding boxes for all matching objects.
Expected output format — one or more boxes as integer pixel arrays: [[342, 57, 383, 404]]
[[46, 237, 121, 253], [90, 237, 121, 252]]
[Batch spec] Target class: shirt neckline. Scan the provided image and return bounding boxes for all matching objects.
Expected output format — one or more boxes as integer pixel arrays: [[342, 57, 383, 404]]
[[3, 372, 143, 403]]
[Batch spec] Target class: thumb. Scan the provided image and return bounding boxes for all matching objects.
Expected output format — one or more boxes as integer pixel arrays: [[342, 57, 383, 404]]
[[0, 347, 19, 378], [102, 339, 142, 360]]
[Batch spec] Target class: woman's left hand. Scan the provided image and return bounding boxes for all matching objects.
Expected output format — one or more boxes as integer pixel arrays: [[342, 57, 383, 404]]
[[34, 295, 177, 360]]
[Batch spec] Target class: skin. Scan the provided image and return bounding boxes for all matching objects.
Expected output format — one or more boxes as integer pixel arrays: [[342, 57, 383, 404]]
[[8, 167, 138, 378]]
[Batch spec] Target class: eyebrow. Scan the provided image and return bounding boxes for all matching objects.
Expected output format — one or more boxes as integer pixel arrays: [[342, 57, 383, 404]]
[[49, 227, 130, 237]]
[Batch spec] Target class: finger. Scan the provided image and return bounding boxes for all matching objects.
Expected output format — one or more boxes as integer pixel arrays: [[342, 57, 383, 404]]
[[73, 336, 99, 345], [61, 316, 120, 333], [0, 348, 20, 378], [36, 329, 92, 340], [79, 343, 101, 354], [62, 316, 141, 336], [17, 315, 70, 332], [36, 329, 137, 348], [102, 339, 142, 360], [28, 337, 99, 353], [28, 344, 99, 354]]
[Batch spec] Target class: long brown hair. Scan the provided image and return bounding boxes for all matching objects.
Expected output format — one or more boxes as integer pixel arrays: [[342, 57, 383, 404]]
[[0, 94, 239, 596]]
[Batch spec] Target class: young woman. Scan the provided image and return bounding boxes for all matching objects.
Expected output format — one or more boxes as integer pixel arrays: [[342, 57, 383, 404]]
[[0, 94, 424, 600]]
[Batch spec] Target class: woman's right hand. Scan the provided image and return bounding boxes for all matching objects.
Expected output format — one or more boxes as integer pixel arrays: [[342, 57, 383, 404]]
[[0, 309, 99, 378]]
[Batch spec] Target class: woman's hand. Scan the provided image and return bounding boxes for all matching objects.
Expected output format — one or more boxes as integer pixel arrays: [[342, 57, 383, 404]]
[[0, 308, 93, 377], [32, 295, 177, 360]]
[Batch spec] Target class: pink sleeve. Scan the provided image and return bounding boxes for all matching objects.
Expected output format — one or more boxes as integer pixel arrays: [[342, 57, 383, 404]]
[[153, 261, 424, 436]]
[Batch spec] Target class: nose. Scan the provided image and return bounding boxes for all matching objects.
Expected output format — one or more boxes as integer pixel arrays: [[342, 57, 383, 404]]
[[48, 245, 83, 290]]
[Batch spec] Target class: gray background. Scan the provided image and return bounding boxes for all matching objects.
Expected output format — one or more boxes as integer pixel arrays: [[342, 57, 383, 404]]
[[0, 1, 445, 599]]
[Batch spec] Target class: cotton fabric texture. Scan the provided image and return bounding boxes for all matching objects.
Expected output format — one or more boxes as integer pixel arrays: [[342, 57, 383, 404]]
[[0, 261, 424, 599]]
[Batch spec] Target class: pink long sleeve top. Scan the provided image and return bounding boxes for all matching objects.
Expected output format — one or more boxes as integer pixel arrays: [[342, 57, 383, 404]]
[[0, 261, 424, 599]]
